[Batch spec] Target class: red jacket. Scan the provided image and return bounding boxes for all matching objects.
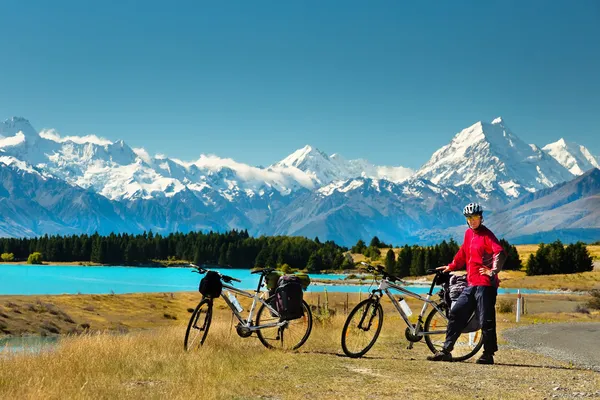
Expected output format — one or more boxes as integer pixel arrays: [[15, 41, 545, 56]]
[[448, 225, 506, 287]]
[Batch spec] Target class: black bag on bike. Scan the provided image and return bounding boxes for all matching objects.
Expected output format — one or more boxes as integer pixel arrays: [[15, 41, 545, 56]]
[[199, 271, 222, 298], [275, 275, 304, 321]]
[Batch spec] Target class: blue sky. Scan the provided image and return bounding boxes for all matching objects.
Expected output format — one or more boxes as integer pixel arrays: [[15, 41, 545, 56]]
[[1, 0, 598, 169]]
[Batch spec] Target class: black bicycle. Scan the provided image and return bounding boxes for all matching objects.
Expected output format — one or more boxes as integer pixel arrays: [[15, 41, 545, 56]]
[[184, 264, 313, 351]]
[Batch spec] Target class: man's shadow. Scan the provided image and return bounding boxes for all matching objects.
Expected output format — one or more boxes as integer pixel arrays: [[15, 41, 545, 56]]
[[494, 362, 597, 373]]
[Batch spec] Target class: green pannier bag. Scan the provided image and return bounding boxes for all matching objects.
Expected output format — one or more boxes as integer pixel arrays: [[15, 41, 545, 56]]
[[265, 271, 310, 291], [266, 270, 283, 290], [294, 273, 311, 291]]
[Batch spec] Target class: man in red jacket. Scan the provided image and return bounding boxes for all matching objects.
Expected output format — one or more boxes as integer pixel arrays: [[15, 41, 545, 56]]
[[427, 202, 506, 365]]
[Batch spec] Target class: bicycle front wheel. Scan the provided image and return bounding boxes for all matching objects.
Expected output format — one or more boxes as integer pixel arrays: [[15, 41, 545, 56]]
[[256, 300, 313, 350], [184, 299, 213, 351], [423, 304, 483, 362], [341, 298, 384, 358]]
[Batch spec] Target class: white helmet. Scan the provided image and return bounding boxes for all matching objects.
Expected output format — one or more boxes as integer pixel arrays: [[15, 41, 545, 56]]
[[463, 202, 483, 217]]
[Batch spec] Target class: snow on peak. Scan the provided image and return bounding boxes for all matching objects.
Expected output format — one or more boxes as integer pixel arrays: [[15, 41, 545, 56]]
[[274, 145, 330, 169], [491, 116, 505, 125], [416, 118, 575, 201], [542, 138, 600, 175], [274, 145, 414, 185], [39, 128, 113, 146], [0, 117, 38, 140]]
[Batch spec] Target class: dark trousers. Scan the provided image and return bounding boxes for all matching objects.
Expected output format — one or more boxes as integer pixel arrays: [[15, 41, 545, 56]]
[[443, 285, 498, 355]]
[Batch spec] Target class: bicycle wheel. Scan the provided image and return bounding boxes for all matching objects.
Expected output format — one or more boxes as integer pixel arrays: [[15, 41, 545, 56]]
[[256, 300, 313, 350], [184, 299, 213, 351], [423, 304, 483, 362], [341, 299, 384, 358]]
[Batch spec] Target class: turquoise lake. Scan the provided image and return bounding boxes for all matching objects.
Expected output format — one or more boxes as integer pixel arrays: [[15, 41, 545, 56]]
[[0, 265, 547, 295]]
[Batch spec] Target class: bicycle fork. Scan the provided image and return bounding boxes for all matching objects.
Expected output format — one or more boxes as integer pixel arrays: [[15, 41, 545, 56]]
[[358, 300, 379, 331]]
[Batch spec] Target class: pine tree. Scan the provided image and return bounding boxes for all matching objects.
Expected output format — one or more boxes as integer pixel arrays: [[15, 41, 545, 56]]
[[385, 249, 396, 274], [396, 245, 412, 278], [351, 239, 367, 254], [499, 239, 522, 271], [307, 253, 323, 273], [369, 236, 382, 248]]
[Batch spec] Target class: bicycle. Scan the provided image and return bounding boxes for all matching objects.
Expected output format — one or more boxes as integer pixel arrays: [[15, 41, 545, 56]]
[[341, 262, 483, 360], [184, 263, 313, 351]]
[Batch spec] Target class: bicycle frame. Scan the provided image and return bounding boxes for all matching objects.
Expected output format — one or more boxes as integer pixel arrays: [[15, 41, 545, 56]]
[[370, 278, 447, 337], [219, 283, 286, 332]]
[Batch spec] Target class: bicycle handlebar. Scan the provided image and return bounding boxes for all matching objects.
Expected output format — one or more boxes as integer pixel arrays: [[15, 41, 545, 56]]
[[250, 267, 275, 275], [359, 262, 448, 285], [189, 263, 241, 283], [360, 261, 407, 284]]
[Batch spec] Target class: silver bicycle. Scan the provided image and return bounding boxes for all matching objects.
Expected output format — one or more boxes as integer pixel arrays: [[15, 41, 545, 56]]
[[184, 264, 313, 351], [341, 262, 483, 360]]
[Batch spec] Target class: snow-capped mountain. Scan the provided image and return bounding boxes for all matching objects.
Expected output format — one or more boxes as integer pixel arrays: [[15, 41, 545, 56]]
[[0, 115, 598, 244], [272, 145, 414, 185], [267, 176, 474, 245], [0, 118, 414, 203], [542, 138, 600, 176], [416, 117, 576, 207], [486, 168, 600, 243]]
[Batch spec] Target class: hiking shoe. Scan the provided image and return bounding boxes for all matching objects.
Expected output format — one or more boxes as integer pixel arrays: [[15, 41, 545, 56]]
[[476, 354, 494, 365], [427, 350, 452, 362]]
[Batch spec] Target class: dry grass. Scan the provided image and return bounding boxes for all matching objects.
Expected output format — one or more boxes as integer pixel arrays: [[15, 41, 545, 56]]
[[0, 292, 599, 399], [498, 270, 600, 292], [350, 244, 600, 268]]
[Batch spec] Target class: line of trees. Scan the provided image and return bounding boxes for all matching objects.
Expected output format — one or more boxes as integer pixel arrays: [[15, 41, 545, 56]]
[[0, 231, 351, 272], [526, 241, 593, 276], [355, 236, 522, 278], [4, 230, 591, 277]]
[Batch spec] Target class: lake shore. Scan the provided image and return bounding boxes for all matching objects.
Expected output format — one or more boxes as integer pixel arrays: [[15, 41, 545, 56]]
[[0, 290, 597, 338]]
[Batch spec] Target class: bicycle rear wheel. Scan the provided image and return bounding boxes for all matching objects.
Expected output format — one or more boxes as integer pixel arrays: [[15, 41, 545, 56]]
[[256, 300, 313, 350], [184, 299, 213, 351], [341, 299, 384, 358], [423, 304, 483, 361]]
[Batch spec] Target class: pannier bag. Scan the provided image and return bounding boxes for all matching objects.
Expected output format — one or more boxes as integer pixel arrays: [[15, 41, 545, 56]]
[[449, 274, 467, 303], [294, 273, 311, 291], [275, 275, 305, 321], [266, 270, 283, 291], [446, 274, 481, 333], [199, 271, 223, 298]]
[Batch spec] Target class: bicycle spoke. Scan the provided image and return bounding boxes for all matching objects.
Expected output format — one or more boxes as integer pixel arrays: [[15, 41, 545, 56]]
[[256, 301, 313, 350], [424, 305, 483, 361], [341, 299, 383, 358]]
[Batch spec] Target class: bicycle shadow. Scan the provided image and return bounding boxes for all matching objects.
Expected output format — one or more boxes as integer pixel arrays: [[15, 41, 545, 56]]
[[300, 350, 399, 360]]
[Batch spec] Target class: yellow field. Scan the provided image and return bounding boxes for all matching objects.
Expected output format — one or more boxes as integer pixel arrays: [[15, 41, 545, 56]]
[[350, 244, 600, 269], [0, 291, 599, 399]]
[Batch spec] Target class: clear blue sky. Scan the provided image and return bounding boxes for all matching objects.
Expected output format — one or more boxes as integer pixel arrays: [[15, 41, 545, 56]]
[[1, 0, 599, 169]]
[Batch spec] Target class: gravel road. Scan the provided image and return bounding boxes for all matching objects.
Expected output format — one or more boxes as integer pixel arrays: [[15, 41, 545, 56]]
[[502, 322, 600, 372]]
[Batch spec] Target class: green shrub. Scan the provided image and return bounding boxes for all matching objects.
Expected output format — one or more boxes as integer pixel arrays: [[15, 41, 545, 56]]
[[586, 289, 600, 310], [27, 252, 43, 264], [1, 253, 14, 262], [575, 304, 590, 314], [279, 263, 293, 274], [497, 299, 514, 313]]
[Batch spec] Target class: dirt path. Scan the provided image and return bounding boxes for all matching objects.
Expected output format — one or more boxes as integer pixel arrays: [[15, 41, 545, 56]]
[[503, 322, 600, 372]]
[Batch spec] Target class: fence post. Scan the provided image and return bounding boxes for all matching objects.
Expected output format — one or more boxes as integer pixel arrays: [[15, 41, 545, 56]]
[[346, 293, 349, 314], [516, 290, 521, 323]]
